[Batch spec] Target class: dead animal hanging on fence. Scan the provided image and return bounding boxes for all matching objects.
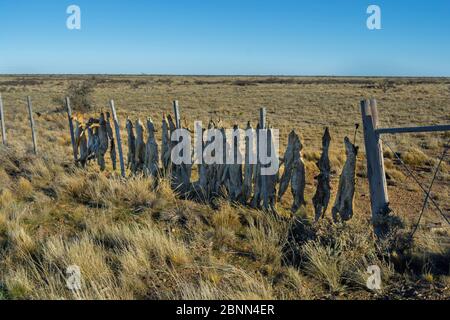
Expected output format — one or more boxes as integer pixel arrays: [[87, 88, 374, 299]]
[[251, 124, 262, 209], [278, 130, 306, 213], [106, 112, 117, 171], [161, 114, 171, 176], [263, 127, 279, 212], [278, 130, 296, 201], [195, 127, 208, 200], [313, 127, 331, 221], [125, 117, 160, 178], [167, 114, 192, 194], [250, 125, 278, 211], [290, 132, 306, 213], [202, 120, 222, 201], [167, 114, 177, 179], [134, 119, 146, 173], [86, 120, 98, 159], [332, 137, 358, 222], [223, 125, 243, 202], [96, 113, 109, 171], [217, 127, 229, 197], [74, 116, 88, 167], [73, 114, 115, 171], [82, 118, 103, 167]]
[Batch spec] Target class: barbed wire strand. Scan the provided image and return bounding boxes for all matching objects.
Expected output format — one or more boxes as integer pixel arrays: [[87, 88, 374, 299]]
[[380, 137, 449, 226], [409, 143, 449, 239]]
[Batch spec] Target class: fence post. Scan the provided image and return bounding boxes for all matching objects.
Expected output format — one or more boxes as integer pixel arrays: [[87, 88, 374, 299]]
[[259, 107, 269, 210], [65, 97, 78, 162], [361, 99, 389, 236], [27, 96, 38, 155], [0, 94, 6, 145], [110, 100, 126, 178], [173, 100, 181, 129]]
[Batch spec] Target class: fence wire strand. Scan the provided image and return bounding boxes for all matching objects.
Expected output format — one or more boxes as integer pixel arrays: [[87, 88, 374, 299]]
[[380, 137, 450, 228], [409, 142, 449, 238]]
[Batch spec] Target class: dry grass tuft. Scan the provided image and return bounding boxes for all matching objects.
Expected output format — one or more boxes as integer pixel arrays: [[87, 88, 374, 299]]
[[402, 148, 430, 166], [303, 241, 344, 293]]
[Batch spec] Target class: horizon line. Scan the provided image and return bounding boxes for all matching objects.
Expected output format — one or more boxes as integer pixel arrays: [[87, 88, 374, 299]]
[[1, 73, 450, 79]]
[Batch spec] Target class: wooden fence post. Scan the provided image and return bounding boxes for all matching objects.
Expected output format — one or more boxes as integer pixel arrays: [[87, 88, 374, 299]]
[[259, 107, 269, 210], [259, 108, 266, 128], [0, 94, 6, 145], [134, 119, 146, 172], [65, 97, 78, 162], [110, 100, 126, 177], [27, 96, 38, 155], [242, 121, 254, 204], [312, 128, 331, 221], [361, 99, 389, 236]]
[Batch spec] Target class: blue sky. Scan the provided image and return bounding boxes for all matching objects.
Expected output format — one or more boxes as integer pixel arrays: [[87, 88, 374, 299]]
[[0, 0, 449, 76]]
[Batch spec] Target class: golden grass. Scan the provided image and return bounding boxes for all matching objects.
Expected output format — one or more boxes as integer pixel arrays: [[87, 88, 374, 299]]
[[0, 76, 448, 300], [303, 241, 345, 293], [0, 153, 446, 299], [403, 148, 431, 166]]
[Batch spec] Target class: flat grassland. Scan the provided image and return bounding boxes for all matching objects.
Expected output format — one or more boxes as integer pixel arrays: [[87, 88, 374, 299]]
[[0, 76, 449, 299]]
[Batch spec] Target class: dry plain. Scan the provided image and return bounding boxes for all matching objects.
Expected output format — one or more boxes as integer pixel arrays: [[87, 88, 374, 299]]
[[0, 75, 448, 299]]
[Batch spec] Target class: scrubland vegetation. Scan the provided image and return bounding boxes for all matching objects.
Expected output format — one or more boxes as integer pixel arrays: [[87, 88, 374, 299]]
[[0, 76, 448, 299]]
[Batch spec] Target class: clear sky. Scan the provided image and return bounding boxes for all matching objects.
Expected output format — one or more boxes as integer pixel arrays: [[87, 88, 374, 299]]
[[0, 0, 449, 76]]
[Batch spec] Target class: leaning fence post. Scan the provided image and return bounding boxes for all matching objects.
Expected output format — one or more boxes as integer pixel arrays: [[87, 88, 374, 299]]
[[65, 97, 78, 162], [361, 99, 389, 236], [0, 94, 6, 145], [27, 96, 38, 155], [110, 100, 126, 178]]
